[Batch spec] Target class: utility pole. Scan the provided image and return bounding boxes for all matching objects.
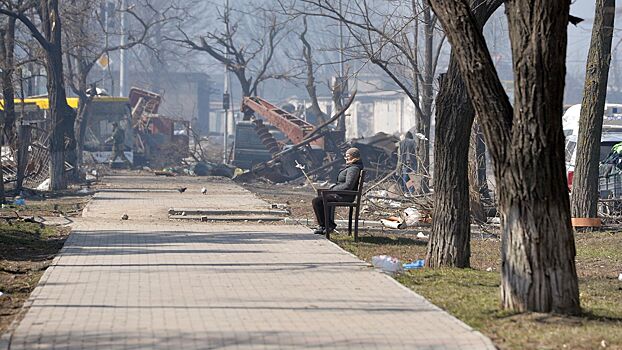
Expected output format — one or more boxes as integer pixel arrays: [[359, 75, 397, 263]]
[[119, 0, 127, 96], [222, 0, 230, 164], [223, 65, 230, 164]]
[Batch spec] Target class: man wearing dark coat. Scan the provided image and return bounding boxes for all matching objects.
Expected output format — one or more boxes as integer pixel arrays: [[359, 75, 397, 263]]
[[106, 121, 131, 168], [312, 147, 364, 235]]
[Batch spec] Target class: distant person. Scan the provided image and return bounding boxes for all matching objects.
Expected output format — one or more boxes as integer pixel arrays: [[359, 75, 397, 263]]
[[312, 147, 364, 235], [106, 121, 131, 168], [397, 131, 417, 194]]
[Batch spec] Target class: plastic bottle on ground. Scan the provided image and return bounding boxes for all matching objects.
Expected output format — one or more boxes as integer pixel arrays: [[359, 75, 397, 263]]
[[372, 255, 404, 274]]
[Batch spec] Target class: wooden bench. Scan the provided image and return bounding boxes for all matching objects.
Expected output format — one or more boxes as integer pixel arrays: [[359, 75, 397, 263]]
[[319, 170, 366, 241]]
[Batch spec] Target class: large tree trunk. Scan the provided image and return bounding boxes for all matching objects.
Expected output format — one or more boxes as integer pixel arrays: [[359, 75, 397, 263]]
[[502, 0, 579, 313], [40, 0, 72, 190], [426, 64, 472, 268], [571, 0, 615, 218], [429, 0, 580, 314], [426, 0, 502, 268]]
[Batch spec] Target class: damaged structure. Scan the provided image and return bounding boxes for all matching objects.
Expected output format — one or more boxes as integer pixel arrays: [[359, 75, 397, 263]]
[[0, 87, 191, 190], [232, 93, 400, 183]]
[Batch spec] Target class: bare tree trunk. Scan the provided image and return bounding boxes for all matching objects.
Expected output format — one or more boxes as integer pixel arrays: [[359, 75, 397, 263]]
[[16, 124, 31, 191], [475, 123, 490, 199], [429, 0, 580, 314], [426, 65, 472, 268], [0, 16, 17, 145], [571, 0, 615, 218], [300, 17, 327, 124], [75, 91, 92, 173], [40, 0, 72, 190], [469, 122, 486, 223], [416, 4, 434, 194], [426, 0, 502, 268]]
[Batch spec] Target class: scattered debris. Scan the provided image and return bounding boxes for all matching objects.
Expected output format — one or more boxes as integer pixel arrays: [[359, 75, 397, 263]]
[[416, 232, 429, 239], [176, 187, 187, 193], [403, 259, 425, 270], [371, 255, 404, 274], [619, 273, 622, 281], [380, 216, 406, 229], [154, 170, 176, 177], [36, 178, 51, 191], [201, 187, 207, 195], [404, 207, 421, 226], [121, 213, 129, 220], [486, 267, 494, 272]]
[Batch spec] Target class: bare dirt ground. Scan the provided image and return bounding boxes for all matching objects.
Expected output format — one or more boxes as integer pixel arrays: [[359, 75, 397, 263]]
[[0, 190, 90, 334]]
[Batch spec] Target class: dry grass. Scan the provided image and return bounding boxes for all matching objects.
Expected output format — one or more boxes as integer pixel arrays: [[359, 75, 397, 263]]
[[333, 232, 622, 350]]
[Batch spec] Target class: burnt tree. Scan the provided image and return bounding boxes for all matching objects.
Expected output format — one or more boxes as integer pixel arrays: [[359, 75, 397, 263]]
[[571, 0, 615, 218], [428, 0, 580, 313], [426, 0, 502, 268]]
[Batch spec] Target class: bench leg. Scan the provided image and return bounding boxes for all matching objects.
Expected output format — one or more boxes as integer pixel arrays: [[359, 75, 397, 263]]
[[354, 206, 360, 242], [323, 199, 330, 239], [348, 207, 353, 236]]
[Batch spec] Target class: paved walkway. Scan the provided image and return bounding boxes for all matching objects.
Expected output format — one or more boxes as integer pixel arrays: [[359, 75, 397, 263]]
[[5, 175, 494, 349]]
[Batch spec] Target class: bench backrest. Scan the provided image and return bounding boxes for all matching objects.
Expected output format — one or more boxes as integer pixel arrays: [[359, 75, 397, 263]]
[[355, 170, 366, 204]]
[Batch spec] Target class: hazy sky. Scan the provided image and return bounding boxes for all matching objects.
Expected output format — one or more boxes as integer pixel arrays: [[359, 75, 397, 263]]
[[567, 1, 620, 75]]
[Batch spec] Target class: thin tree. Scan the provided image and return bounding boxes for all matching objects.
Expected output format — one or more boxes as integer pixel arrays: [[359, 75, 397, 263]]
[[428, 0, 580, 313], [571, 0, 615, 219]]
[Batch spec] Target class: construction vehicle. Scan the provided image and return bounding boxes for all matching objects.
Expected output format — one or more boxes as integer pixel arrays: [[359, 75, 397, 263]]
[[233, 95, 351, 182]]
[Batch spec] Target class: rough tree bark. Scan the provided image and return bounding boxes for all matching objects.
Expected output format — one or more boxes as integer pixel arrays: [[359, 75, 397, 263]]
[[571, 0, 615, 218], [429, 0, 580, 314], [426, 0, 502, 268], [39, 0, 74, 190]]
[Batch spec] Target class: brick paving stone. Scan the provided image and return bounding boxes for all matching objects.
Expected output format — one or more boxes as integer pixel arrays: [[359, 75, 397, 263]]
[[5, 175, 495, 350]]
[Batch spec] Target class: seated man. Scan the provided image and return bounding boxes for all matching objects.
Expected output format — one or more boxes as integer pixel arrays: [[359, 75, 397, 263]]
[[312, 147, 364, 235]]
